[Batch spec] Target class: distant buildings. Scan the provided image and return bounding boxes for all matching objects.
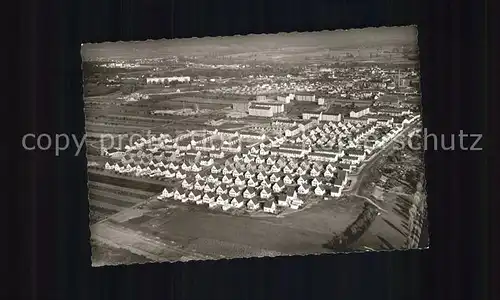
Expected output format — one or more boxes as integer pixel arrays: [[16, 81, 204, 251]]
[[146, 76, 191, 84]]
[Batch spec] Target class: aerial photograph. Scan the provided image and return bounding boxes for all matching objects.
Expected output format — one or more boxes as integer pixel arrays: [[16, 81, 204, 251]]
[[83, 25, 428, 266]]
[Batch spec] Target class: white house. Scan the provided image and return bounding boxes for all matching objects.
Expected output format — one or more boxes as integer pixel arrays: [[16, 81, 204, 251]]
[[231, 196, 246, 208], [260, 179, 272, 189], [204, 183, 216, 193], [194, 180, 205, 191], [314, 185, 326, 196], [211, 165, 222, 174], [158, 187, 174, 199], [298, 184, 310, 195], [216, 194, 230, 205], [188, 190, 202, 202], [277, 194, 289, 207], [234, 176, 246, 186], [270, 173, 282, 183], [243, 187, 257, 199], [286, 188, 297, 201], [175, 170, 186, 180], [263, 200, 277, 214], [247, 177, 258, 187], [260, 188, 273, 199], [297, 175, 309, 186], [203, 192, 216, 203], [283, 174, 295, 185], [330, 186, 342, 197], [182, 178, 193, 189], [174, 188, 186, 201], [311, 178, 322, 187], [229, 187, 241, 198], [272, 181, 285, 193], [247, 198, 260, 210]]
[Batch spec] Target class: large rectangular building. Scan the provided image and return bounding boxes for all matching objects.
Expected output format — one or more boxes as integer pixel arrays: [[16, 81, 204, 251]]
[[295, 93, 316, 102], [252, 101, 285, 114], [248, 105, 274, 117]]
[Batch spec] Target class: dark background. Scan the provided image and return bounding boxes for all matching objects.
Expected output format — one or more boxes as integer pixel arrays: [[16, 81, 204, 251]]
[[11, 0, 494, 299]]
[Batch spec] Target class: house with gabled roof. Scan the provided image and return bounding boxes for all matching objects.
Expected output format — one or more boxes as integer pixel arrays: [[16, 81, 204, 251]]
[[191, 163, 202, 173], [324, 168, 335, 178], [257, 171, 267, 181], [174, 188, 186, 201], [206, 174, 217, 183], [222, 166, 233, 175], [310, 166, 322, 177], [269, 173, 282, 183], [234, 175, 246, 186], [260, 179, 272, 189], [333, 178, 345, 188], [159, 187, 174, 199], [228, 186, 241, 198], [272, 180, 285, 193], [216, 194, 230, 205], [164, 169, 175, 178], [263, 200, 277, 214], [286, 188, 297, 201], [232, 169, 243, 177], [203, 192, 216, 203], [247, 198, 260, 210], [222, 174, 234, 185], [200, 157, 214, 166], [182, 178, 193, 189], [330, 186, 342, 197], [297, 175, 309, 186], [247, 177, 258, 187], [277, 194, 289, 207], [276, 158, 287, 168], [211, 165, 222, 174], [244, 170, 254, 179], [283, 174, 295, 185], [260, 188, 273, 199], [297, 184, 311, 195], [255, 156, 266, 164], [204, 183, 216, 193], [194, 180, 205, 191], [311, 177, 323, 187], [259, 148, 270, 156], [188, 190, 202, 202], [266, 156, 277, 165], [216, 184, 228, 195], [283, 165, 295, 174], [295, 166, 308, 176], [314, 185, 326, 196], [243, 187, 257, 199], [194, 173, 204, 181], [231, 196, 247, 208], [270, 164, 281, 173], [181, 162, 192, 171]]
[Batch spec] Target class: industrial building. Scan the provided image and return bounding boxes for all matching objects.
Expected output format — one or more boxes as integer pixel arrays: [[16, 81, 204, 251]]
[[295, 93, 316, 102], [146, 76, 191, 84], [252, 101, 284, 114], [248, 105, 274, 117]]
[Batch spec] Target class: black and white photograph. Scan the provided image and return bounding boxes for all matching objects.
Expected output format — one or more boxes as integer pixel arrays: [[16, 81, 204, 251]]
[[82, 25, 429, 267]]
